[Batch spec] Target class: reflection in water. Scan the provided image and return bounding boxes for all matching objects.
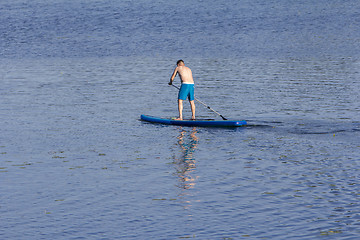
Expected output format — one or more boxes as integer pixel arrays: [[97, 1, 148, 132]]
[[173, 127, 199, 191]]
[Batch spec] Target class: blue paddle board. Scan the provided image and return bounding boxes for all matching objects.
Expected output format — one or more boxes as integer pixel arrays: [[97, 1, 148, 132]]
[[141, 115, 247, 127]]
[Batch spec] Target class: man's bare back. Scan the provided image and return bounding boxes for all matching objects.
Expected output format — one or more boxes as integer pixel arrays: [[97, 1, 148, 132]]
[[169, 61, 194, 84]]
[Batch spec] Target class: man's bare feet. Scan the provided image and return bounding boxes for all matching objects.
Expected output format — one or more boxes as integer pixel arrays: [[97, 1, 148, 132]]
[[173, 117, 182, 120]]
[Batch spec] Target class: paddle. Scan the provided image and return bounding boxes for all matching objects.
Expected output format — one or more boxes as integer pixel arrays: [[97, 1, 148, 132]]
[[171, 84, 228, 120]]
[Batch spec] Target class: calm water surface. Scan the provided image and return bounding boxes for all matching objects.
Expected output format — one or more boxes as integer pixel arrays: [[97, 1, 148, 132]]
[[1, 0, 360, 239]]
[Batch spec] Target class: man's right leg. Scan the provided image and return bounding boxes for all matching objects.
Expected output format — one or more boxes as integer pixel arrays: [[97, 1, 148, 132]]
[[190, 100, 195, 120]]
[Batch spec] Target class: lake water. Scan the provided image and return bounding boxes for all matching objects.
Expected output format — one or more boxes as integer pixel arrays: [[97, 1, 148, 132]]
[[1, 1, 360, 239]]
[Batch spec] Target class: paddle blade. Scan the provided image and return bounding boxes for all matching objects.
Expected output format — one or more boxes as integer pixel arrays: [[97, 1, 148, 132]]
[[220, 115, 227, 120]]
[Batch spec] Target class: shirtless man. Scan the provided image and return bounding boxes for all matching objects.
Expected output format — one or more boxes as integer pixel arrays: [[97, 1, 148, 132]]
[[168, 60, 195, 120]]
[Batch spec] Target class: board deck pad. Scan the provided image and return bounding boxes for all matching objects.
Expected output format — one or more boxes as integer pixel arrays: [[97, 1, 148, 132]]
[[141, 115, 247, 127]]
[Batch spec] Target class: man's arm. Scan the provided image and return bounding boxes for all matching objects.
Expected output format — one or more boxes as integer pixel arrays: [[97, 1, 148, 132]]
[[169, 67, 178, 85]]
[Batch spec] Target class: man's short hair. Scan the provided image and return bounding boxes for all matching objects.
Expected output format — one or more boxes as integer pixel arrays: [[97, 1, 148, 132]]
[[177, 59, 184, 65]]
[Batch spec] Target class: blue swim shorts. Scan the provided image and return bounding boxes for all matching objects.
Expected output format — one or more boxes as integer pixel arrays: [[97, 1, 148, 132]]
[[178, 83, 195, 101]]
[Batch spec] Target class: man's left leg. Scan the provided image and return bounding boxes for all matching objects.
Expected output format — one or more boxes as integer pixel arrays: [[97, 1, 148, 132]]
[[177, 99, 183, 120]]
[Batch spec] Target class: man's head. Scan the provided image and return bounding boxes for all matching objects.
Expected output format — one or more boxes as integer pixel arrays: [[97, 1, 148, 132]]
[[177, 59, 184, 66]]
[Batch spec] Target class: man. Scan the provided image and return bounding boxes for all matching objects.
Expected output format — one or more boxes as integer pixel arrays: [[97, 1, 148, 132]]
[[169, 60, 195, 120]]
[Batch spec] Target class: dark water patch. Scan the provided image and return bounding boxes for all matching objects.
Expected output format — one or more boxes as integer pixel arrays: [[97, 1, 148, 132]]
[[246, 117, 359, 136], [1, 0, 360, 59]]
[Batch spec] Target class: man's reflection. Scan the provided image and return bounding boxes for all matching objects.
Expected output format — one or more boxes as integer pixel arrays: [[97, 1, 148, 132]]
[[173, 127, 199, 190]]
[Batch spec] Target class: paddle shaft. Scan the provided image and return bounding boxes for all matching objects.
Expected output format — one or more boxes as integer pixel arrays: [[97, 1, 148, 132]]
[[171, 84, 227, 120]]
